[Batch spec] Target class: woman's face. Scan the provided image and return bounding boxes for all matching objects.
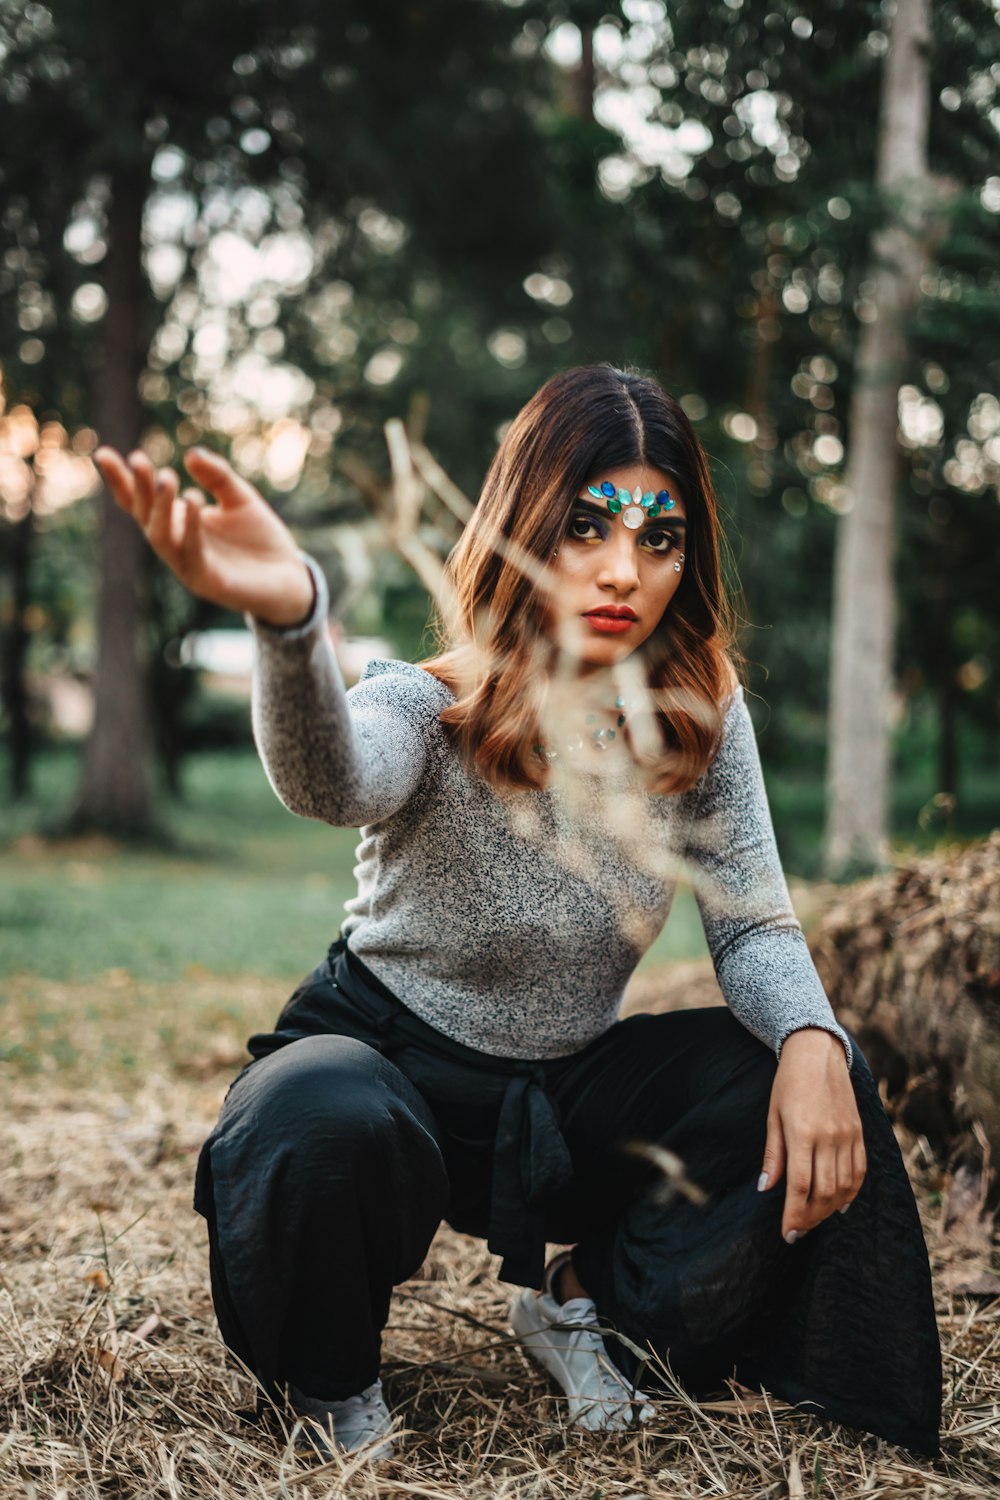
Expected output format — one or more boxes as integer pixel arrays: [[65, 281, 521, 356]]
[[542, 463, 688, 674]]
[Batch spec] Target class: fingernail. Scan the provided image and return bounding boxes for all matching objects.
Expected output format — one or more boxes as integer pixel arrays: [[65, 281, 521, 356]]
[[757, 1171, 769, 1192], [784, 1230, 800, 1244]]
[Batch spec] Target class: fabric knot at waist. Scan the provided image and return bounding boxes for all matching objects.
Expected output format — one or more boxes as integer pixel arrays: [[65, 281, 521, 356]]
[[330, 938, 573, 1288]]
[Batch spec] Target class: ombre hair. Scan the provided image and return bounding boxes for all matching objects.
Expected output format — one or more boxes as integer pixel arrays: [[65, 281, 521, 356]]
[[420, 362, 743, 794]]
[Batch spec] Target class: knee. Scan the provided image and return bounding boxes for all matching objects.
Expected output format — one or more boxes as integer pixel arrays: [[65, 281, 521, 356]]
[[221, 1034, 435, 1154]]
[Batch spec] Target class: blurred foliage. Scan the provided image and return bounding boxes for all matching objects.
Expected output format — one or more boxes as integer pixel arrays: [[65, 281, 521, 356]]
[[0, 0, 997, 813]]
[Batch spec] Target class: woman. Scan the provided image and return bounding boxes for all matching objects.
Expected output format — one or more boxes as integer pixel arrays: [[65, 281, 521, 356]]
[[94, 363, 941, 1461]]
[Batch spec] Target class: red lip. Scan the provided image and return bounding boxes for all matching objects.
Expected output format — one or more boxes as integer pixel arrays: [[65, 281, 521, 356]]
[[583, 607, 638, 621]]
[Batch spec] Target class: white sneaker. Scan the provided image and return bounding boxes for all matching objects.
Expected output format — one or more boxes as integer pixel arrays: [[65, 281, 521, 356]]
[[289, 1379, 395, 1461], [510, 1288, 656, 1432]]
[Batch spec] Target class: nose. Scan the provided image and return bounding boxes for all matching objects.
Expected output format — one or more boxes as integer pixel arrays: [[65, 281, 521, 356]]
[[597, 530, 640, 593]]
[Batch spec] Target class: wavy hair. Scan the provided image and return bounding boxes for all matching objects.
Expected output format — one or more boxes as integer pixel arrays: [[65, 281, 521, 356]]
[[420, 362, 743, 793]]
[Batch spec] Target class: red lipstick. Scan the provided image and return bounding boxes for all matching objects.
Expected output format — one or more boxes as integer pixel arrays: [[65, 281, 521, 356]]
[[583, 605, 638, 634]]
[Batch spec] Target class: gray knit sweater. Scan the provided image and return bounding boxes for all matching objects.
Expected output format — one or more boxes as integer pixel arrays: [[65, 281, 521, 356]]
[[248, 554, 852, 1069]]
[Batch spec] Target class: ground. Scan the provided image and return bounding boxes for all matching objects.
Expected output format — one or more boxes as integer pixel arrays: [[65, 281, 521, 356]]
[[2, 964, 999, 1500]]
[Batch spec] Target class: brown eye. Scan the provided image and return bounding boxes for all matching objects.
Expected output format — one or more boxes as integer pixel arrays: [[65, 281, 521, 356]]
[[568, 514, 604, 541], [643, 529, 679, 554]]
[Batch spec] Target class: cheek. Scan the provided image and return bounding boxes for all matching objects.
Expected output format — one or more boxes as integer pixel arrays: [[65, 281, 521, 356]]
[[651, 557, 683, 598]]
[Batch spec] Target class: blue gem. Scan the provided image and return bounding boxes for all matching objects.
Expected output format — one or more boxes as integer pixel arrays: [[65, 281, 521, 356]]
[[617, 489, 631, 505], [587, 485, 603, 499], [600, 481, 616, 497], [641, 492, 655, 508], [657, 489, 675, 510]]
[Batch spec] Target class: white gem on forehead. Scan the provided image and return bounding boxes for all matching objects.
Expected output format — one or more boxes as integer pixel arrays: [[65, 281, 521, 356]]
[[622, 506, 645, 529]]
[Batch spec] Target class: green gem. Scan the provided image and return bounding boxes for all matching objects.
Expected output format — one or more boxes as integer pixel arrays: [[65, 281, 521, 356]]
[[647, 504, 660, 518], [617, 714, 626, 728], [607, 497, 622, 513]]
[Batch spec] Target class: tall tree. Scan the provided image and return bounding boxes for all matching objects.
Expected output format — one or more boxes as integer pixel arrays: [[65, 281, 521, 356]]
[[824, 0, 932, 875]]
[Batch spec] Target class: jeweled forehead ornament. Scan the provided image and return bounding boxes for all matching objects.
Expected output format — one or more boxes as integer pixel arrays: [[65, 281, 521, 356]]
[[587, 479, 676, 530]]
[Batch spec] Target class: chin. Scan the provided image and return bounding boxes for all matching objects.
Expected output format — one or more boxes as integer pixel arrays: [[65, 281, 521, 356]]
[[577, 642, 640, 672]]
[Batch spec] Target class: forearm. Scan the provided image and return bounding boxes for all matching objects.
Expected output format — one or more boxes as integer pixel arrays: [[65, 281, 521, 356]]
[[683, 689, 852, 1070], [248, 554, 427, 826], [714, 925, 853, 1069]]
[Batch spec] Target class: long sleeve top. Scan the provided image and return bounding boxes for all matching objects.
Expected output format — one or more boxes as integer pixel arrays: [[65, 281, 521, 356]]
[[248, 554, 852, 1069]]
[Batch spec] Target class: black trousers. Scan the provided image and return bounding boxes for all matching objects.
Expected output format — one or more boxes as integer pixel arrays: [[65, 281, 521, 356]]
[[194, 938, 942, 1456]]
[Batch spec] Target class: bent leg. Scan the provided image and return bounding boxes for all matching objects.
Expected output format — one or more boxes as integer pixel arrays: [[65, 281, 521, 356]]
[[547, 1007, 941, 1454], [194, 1033, 449, 1401], [550, 1008, 789, 1382]]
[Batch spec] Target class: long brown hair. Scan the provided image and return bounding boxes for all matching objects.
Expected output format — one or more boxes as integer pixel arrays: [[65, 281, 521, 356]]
[[421, 362, 742, 793]]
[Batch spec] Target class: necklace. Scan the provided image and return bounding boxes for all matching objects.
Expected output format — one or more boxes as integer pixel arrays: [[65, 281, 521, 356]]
[[533, 695, 634, 762]]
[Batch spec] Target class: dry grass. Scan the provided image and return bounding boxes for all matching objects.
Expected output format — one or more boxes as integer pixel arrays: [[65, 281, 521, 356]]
[[3, 973, 1000, 1499]]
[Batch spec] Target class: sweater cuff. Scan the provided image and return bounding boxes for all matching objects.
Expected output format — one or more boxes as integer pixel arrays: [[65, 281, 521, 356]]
[[775, 1021, 853, 1073], [245, 552, 329, 642]]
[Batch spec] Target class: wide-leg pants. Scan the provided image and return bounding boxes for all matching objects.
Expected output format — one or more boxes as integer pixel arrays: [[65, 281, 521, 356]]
[[193, 939, 942, 1456]]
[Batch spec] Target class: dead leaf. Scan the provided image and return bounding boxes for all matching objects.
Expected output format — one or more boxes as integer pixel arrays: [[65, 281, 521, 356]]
[[786, 1450, 804, 1498], [83, 1267, 111, 1290], [86, 1345, 125, 1383]]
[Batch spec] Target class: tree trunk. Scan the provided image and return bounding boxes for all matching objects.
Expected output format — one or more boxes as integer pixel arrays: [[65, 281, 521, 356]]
[[824, 0, 932, 877], [73, 163, 155, 835], [2, 498, 35, 799]]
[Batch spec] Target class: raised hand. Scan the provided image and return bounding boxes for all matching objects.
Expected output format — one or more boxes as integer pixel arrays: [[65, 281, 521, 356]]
[[92, 445, 315, 627]]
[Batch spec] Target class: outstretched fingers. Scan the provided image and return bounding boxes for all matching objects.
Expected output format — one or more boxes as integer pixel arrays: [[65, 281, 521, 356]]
[[127, 450, 157, 525], [184, 447, 257, 509], [94, 446, 140, 516]]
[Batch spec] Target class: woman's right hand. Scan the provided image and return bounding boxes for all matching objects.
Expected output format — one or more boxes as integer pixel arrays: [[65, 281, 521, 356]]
[[93, 445, 315, 627]]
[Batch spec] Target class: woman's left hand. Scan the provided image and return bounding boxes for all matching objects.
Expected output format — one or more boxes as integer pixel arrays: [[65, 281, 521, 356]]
[[758, 1026, 866, 1243]]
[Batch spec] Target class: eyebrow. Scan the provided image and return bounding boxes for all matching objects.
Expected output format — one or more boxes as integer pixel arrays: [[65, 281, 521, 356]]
[[572, 497, 688, 531]]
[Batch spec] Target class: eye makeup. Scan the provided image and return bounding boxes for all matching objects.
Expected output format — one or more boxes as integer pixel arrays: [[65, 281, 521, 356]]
[[572, 497, 688, 535], [568, 503, 687, 552]]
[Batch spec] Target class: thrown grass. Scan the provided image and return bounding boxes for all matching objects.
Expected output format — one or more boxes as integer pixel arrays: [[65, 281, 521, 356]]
[[2, 971, 1000, 1499]]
